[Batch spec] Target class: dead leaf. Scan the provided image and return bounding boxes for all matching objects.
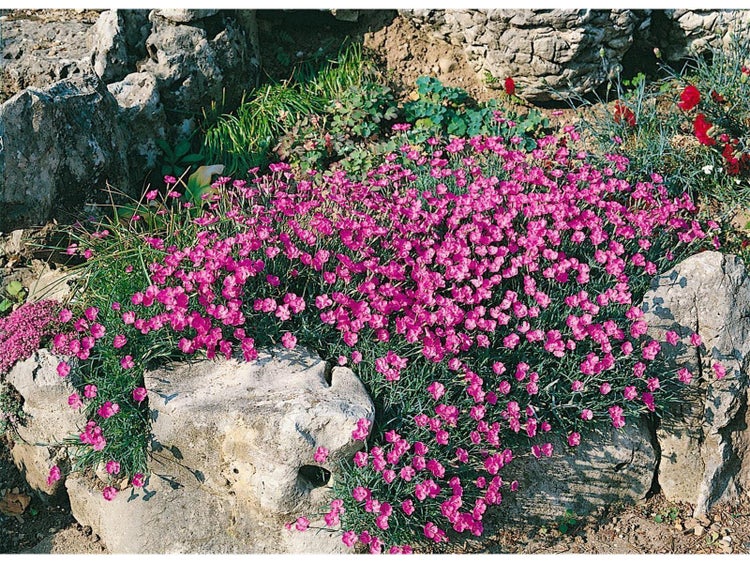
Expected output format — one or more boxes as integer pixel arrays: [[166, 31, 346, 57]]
[[0, 491, 31, 516]]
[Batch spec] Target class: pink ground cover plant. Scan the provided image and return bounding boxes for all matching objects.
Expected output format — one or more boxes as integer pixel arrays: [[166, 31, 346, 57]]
[[40, 115, 723, 551]]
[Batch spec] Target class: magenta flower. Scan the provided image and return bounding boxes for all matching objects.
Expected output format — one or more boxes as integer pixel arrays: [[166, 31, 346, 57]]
[[120, 355, 135, 369], [132, 387, 148, 403], [84, 384, 98, 399], [97, 401, 120, 419], [690, 332, 703, 347], [47, 465, 62, 486], [57, 361, 71, 378], [313, 446, 329, 464], [102, 486, 118, 501], [294, 516, 309, 532], [106, 460, 121, 475], [567, 432, 581, 447], [68, 392, 83, 409], [713, 362, 727, 380], [281, 331, 297, 350], [131, 473, 145, 488], [113, 334, 128, 349]]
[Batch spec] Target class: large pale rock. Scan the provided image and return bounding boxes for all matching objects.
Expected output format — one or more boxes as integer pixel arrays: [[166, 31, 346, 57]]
[[0, 73, 130, 231], [402, 9, 649, 102], [497, 416, 655, 524], [154, 9, 220, 23], [88, 10, 150, 84], [642, 251, 750, 515], [67, 347, 373, 553], [6, 349, 84, 495]]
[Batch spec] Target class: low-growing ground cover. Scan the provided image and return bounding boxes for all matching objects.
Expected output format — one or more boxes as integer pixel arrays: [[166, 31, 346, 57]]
[[3, 19, 750, 555]]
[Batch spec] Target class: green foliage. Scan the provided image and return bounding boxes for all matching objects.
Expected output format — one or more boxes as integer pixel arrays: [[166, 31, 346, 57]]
[[155, 138, 205, 179], [556, 509, 580, 534], [653, 505, 680, 524], [0, 280, 26, 315]]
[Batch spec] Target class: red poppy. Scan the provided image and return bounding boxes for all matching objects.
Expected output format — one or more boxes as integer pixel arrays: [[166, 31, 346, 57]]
[[613, 101, 636, 127], [678, 84, 701, 111], [504, 77, 516, 96], [693, 113, 715, 146]]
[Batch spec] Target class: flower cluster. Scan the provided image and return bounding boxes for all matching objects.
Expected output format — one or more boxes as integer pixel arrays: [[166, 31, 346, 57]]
[[676, 82, 750, 176], [0, 299, 59, 374], [52, 119, 719, 548]]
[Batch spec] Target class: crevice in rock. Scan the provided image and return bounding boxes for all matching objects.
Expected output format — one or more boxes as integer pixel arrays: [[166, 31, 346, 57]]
[[645, 412, 662, 499], [297, 464, 331, 490], [323, 361, 333, 387]]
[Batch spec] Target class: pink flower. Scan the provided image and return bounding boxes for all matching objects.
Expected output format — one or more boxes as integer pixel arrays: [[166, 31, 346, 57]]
[[106, 460, 121, 475], [84, 384, 98, 399], [713, 362, 727, 380], [132, 387, 148, 403], [571, 380, 583, 392], [313, 446, 329, 464], [599, 382, 611, 395], [102, 486, 118, 501], [352, 418, 371, 441], [145, 189, 159, 201], [68, 392, 83, 409], [567, 432, 581, 447], [57, 361, 71, 377], [84, 307, 99, 321], [59, 309, 73, 323], [90, 323, 106, 339], [427, 381, 445, 401], [677, 368, 693, 384], [131, 473, 145, 488], [281, 331, 297, 350], [47, 465, 62, 486], [342, 530, 357, 547], [295, 516, 310, 532], [120, 355, 135, 369], [581, 409, 594, 421], [97, 401, 120, 419], [113, 334, 127, 349], [665, 330, 680, 346]]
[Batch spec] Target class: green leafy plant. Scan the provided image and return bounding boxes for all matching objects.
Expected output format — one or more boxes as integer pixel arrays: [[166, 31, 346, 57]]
[[556, 509, 580, 534], [653, 506, 680, 524], [155, 138, 205, 179], [0, 280, 26, 315]]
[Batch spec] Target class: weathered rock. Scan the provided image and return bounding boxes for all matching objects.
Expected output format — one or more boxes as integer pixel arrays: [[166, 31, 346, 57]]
[[88, 10, 150, 84], [402, 9, 649, 102], [154, 9, 220, 23], [6, 349, 83, 495], [0, 18, 93, 102], [0, 72, 130, 231], [108, 72, 166, 171], [67, 347, 373, 553], [650, 10, 750, 61], [142, 10, 260, 119], [642, 251, 750, 515], [496, 416, 655, 524]]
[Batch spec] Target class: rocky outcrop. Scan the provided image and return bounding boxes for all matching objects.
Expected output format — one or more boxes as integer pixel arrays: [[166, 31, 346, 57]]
[[402, 9, 649, 103], [5, 349, 83, 495], [498, 416, 656, 525], [0, 72, 130, 231], [0, 9, 260, 230], [649, 10, 750, 62], [642, 251, 750, 515], [7, 346, 372, 552]]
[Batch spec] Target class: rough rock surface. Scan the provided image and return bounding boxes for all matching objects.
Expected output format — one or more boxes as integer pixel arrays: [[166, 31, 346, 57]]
[[107, 72, 166, 171], [650, 10, 750, 61], [88, 10, 150, 84], [141, 10, 260, 119], [642, 251, 750, 515], [401, 9, 649, 102], [497, 416, 656, 524], [66, 347, 372, 553], [0, 72, 130, 231], [0, 19, 94, 103], [6, 349, 83, 495]]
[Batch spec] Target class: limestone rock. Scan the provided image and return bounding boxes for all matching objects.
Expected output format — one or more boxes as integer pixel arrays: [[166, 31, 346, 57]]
[[142, 10, 260, 117], [0, 73, 130, 231], [88, 10, 150, 84], [108, 72, 166, 171], [402, 9, 648, 102], [6, 349, 84, 495], [650, 10, 750, 61], [67, 347, 373, 553], [0, 18, 93, 102], [642, 251, 750, 515], [154, 9, 220, 23], [497, 416, 655, 524]]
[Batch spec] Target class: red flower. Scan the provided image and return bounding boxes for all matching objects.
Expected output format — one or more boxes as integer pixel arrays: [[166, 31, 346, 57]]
[[722, 144, 740, 175], [504, 77, 516, 96], [613, 101, 636, 127], [693, 113, 716, 146], [710, 90, 726, 104], [678, 84, 701, 111]]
